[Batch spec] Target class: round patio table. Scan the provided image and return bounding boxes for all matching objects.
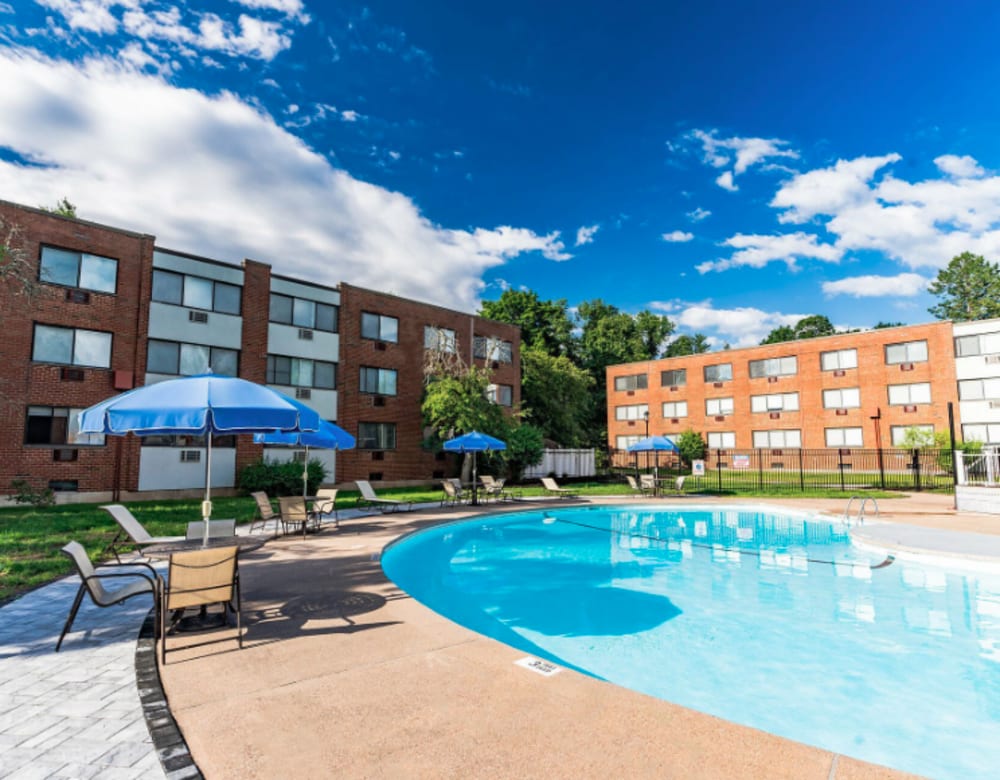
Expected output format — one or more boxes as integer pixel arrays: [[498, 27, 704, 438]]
[[142, 534, 271, 556]]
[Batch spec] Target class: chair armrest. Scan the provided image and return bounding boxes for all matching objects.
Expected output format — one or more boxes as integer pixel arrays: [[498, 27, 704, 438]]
[[84, 568, 161, 593]]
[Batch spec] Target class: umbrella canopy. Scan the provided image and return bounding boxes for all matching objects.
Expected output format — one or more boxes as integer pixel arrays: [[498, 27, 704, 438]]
[[626, 435, 680, 453], [78, 374, 323, 542], [443, 431, 507, 506], [254, 420, 356, 498]]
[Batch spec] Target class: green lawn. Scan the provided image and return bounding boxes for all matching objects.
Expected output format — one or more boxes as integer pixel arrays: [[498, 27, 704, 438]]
[[0, 481, 915, 605]]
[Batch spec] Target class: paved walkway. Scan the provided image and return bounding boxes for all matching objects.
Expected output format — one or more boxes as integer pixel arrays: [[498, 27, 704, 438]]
[[1, 493, 997, 778]]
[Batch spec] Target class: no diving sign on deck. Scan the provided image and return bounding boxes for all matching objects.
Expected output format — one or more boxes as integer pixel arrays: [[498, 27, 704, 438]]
[[516, 657, 562, 677]]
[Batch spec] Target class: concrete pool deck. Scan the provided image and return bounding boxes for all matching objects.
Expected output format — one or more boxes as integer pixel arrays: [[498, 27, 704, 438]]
[[2, 492, 995, 778]]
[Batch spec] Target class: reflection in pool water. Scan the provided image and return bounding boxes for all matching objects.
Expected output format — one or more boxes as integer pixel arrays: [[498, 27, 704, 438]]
[[381, 505, 1000, 780]]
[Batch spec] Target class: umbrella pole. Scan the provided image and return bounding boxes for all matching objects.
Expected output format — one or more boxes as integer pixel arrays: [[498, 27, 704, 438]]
[[302, 445, 309, 499], [472, 451, 478, 506], [202, 433, 213, 546]]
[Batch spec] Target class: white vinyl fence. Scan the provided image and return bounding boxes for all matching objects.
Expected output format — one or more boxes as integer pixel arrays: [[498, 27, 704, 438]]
[[522, 449, 596, 479]]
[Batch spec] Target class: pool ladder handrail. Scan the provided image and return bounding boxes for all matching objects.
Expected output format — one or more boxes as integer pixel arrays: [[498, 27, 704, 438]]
[[844, 495, 879, 525]]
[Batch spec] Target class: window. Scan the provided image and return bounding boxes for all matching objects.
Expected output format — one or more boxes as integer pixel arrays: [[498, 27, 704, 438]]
[[151, 270, 241, 315], [822, 387, 861, 409], [890, 424, 934, 446], [616, 434, 642, 449], [958, 378, 1000, 400], [424, 326, 457, 353], [885, 340, 928, 364], [707, 431, 735, 449], [703, 363, 733, 382], [820, 348, 858, 371], [748, 356, 797, 378], [752, 429, 801, 448], [825, 427, 863, 447], [358, 422, 396, 449], [661, 369, 686, 387], [705, 397, 734, 416], [33, 324, 111, 368], [361, 312, 398, 342], [662, 401, 688, 418], [360, 366, 398, 395], [614, 373, 647, 391], [963, 423, 1000, 443], [269, 293, 338, 332], [141, 433, 236, 448], [750, 392, 799, 412], [487, 383, 513, 406], [955, 332, 1000, 357], [39, 246, 117, 294], [147, 339, 238, 377], [266, 355, 336, 389], [888, 383, 931, 405], [615, 404, 649, 421], [473, 336, 513, 363], [25, 406, 104, 446]]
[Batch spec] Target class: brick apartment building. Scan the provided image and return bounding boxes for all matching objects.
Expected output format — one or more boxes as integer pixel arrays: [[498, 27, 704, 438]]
[[606, 322, 971, 454], [0, 199, 521, 499]]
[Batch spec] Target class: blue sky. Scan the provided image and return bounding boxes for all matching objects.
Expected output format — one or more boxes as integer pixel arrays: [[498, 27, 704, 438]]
[[3, 1, 1000, 347]]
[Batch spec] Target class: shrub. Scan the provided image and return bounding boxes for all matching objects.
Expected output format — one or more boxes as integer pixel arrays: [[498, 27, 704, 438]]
[[8, 479, 56, 507], [675, 429, 706, 467], [238, 458, 327, 496]]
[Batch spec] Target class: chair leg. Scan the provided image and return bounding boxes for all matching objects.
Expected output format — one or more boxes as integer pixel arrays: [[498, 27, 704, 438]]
[[160, 590, 167, 666], [56, 585, 87, 652], [234, 571, 243, 649]]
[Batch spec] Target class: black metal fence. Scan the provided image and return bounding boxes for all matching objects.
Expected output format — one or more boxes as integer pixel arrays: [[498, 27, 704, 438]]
[[608, 447, 953, 492]]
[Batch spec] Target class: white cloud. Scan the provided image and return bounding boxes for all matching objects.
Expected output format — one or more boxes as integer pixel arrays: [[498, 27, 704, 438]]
[[0, 47, 569, 312], [715, 171, 737, 192], [698, 232, 842, 273], [37, 0, 118, 33], [686, 207, 711, 222], [233, 0, 310, 24], [340, 109, 360, 122], [934, 154, 985, 179], [771, 153, 901, 224], [689, 129, 798, 189], [822, 273, 929, 298], [661, 230, 693, 243], [575, 224, 599, 246], [0, 3, 14, 13], [655, 301, 807, 348]]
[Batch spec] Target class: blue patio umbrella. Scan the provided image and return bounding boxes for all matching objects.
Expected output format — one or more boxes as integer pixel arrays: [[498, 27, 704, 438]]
[[443, 431, 507, 506], [78, 374, 322, 542], [254, 419, 355, 498], [627, 435, 681, 483]]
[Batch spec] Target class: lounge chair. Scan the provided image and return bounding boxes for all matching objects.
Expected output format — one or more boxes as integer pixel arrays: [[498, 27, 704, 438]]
[[310, 489, 339, 529], [480, 475, 515, 502], [160, 545, 241, 664], [102, 504, 183, 562], [626, 475, 655, 496], [57, 541, 161, 651], [185, 519, 237, 540], [440, 479, 468, 507], [540, 477, 580, 499], [640, 474, 657, 496], [278, 496, 318, 537], [355, 480, 414, 513], [673, 476, 686, 495], [249, 492, 281, 535]]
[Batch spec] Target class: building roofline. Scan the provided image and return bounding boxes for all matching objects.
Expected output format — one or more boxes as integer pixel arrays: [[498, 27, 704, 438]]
[[270, 272, 340, 295], [154, 245, 245, 271], [0, 198, 156, 240]]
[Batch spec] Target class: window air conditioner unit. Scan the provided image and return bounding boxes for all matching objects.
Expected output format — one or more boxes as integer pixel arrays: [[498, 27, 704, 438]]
[[375, 341, 387, 351], [713, 382, 724, 388], [492, 361, 500, 369], [298, 329, 313, 340], [900, 362, 914, 371], [836, 408, 848, 416], [60, 367, 85, 381], [670, 417, 680, 424], [53, 448, 78, 462], [768, 376, 778, 383], [833, 369, 846, 377], [371, 451, 384, 461], [714, 415, 725, 422], [904, 404, 917, 413], [180, 450, 201, 463], [669, 385, 679, 392], [769, 412, 780, 420], [189, 311, 209, 323], [372, 396, 385, 407], [295, 388, 311, 399], [989, 400, 1000, 409], [986, 355, 1000, 364], [626, 390, 635, 396], [65, 289, 90, 304]]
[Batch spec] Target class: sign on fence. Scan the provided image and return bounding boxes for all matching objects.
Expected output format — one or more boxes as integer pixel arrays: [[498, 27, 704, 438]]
[[732, 454, 751, 470], [692, 459, 705, 476]]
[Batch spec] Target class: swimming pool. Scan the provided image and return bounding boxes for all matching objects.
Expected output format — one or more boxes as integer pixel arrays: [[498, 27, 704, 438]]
[[381, 504, 1000, 779]]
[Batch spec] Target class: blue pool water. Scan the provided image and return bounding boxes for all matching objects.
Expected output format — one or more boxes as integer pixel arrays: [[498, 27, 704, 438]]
[[381, 504, 1000, 779]]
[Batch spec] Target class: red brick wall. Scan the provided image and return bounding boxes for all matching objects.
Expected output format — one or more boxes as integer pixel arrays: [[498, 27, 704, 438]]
[[0, 200, 153, 495], [337, 283, 521, 483], [606, 322, 960, 451], [234, 258, 271, 474]]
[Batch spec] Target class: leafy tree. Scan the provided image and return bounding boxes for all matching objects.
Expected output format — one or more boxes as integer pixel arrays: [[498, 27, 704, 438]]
[[793, 314, 835, 340], [421, 366, 506, 446], [479, 289, 575, 357], [893, 427, 937, 449], [675, 429, 706, 466], [502, 423, 545, 481], [928, 252, 1000, 321], [664, 333, 710, 357], [760, 325, 796, 345], [40, 197, 77, 218], [873, 321, 905, 329], [520, 347, 594, 446], [0, 217, 35, 304]]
